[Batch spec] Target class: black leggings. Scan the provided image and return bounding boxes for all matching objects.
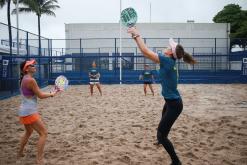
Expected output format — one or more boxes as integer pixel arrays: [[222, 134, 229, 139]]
[[157, 98, 183, 164]]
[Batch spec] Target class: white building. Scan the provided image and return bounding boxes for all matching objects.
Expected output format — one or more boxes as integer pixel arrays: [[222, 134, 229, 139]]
[[65, 23, 230, 54], [64, 23, 231, 70]]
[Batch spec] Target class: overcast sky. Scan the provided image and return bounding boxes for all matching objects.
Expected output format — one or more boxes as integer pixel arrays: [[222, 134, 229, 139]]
[[0, 0, 246, 39]]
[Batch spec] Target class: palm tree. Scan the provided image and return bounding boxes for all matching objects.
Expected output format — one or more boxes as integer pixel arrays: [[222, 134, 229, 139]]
[[12, 0, 60, 57], [12, 0, 59, 85], [0, 0, 13, 56], [0, 0, 14, 93]]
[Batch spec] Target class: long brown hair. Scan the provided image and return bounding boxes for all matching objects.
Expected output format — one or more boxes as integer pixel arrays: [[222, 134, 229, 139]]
[[175, 44, 197, 65], [19, 61, 27, 85]]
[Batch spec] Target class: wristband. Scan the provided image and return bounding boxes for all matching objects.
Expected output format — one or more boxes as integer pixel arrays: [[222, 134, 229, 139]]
[[132, 34, 140, 39]]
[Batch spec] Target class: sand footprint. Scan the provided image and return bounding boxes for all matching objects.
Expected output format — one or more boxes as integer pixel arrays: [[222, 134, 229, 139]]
[[184, 151, 198, 159], [118, 155, 131, 164], [134, 144, 141, 148], [178, 129, 188, 136], [132, 124, 143, 128], [214, 145, 230, 151], [96, 136, 104, 140], [143, 146, 153, 150]]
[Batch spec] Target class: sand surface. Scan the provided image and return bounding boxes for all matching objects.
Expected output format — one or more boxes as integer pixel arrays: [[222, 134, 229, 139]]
[[0, 84, 246, 165]]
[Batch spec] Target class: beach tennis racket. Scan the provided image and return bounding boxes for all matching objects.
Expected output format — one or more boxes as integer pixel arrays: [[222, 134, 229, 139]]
[[139, 75, 143, 80], [121, 7, 138, 27], [55, 75, 69, 91]]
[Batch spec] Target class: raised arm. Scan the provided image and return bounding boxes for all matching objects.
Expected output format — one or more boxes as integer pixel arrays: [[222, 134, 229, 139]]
[[128, 27, 160, 64]]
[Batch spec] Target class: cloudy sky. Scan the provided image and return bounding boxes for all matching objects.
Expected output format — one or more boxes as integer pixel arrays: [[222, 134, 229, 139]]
[[0, 0, 246, 39]]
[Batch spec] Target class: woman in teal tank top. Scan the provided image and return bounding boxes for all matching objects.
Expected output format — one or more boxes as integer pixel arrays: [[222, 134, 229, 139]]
[[128, 27, 196, 165]]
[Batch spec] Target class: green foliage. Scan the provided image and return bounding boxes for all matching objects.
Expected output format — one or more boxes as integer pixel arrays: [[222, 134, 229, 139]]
[[213, 4, 247, 38], [0, 0, 7, 8], [11, 0, 60, 56], [231, 20, 247, 38], [12, 0, 60, 16]]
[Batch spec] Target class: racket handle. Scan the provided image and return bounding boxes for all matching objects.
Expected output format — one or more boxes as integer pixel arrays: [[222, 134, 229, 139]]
[[54, 85, 60, 92]]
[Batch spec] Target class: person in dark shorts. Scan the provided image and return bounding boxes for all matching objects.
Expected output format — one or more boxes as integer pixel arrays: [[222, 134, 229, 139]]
[[139, 64, 155, 96], [88, 61, 102, 96]]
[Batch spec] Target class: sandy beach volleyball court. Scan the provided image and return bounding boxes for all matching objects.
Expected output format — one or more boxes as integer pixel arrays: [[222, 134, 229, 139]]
[[0, 84, 246, 165]]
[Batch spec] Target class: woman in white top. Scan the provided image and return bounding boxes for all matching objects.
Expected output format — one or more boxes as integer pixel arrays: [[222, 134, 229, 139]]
[[18, 60, 58, 164]]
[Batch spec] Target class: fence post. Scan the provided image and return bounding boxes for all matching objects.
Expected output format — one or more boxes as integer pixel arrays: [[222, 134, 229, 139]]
[[80, 38, 82, 55], [98, 47, 101, 65], [50, 39, 53, 78], [214, 38, 217, 73], [48, 39, 50, 80], [144, 38, 146, 64], [178, 38, 180, 72], [26, 31, 29, 59], [114, 38, 117, 82], [80, 39, 82, 76], [227, 37, 230, 70], [136, 47, 138, 70], [38, 40, 41, 86], [192, 47, 195, 71], [10, 26, 13, 94]]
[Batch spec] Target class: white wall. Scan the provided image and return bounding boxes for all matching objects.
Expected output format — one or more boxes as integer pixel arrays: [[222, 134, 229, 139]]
[[65, 23, 230, 55], [65, 23, 231, 70]]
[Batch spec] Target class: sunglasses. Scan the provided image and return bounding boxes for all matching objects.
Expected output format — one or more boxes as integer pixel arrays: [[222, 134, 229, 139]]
[[28, 64, 36, 67]]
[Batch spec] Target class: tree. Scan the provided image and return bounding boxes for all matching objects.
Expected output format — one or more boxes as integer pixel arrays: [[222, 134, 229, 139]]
[[213, 4, 247, 50], [0, 0, 13, 57], [213, 4, 247, 37], [12, 0, 59, 84], [232, 20, 247, 50], [0, 0, 14, 93], [12, 0, 60, 57], [233, 20, 247, 38]]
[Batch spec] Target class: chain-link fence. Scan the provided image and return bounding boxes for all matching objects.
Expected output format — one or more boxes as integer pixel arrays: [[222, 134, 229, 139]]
[[0, 22, 246, 99]]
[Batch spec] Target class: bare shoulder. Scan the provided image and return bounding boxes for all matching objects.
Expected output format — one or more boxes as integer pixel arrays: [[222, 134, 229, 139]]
[[27, 77, 37, 86]]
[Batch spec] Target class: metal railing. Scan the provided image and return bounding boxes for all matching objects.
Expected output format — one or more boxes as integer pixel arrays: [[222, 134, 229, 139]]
[[0, 22, 247, 99]]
